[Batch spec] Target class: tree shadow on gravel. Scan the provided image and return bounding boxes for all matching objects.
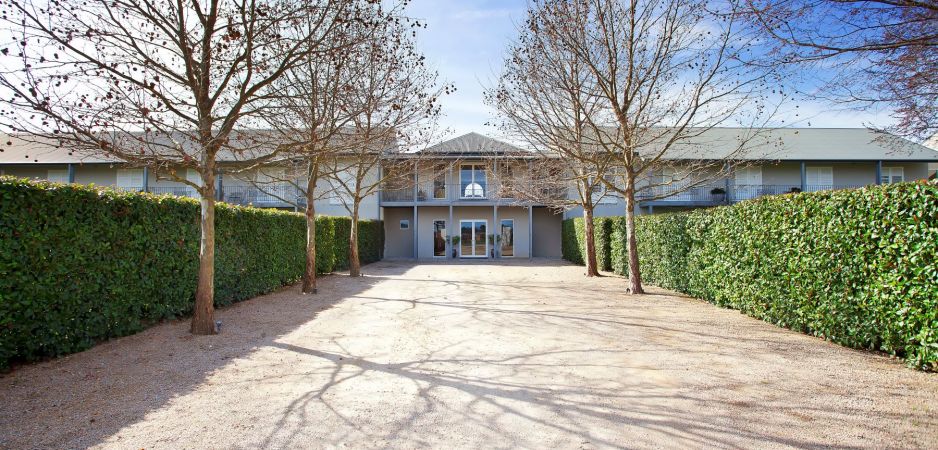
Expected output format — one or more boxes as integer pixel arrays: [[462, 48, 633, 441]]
[[0, 261, 409, 449]]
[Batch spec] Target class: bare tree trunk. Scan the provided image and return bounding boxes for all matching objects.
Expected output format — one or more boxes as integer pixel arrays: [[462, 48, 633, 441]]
[[583, 206, 599, 277], [191, 172, 218, 334], [302, 195, 318, 295], [348, 201, 361, 277], [301, 166, 319, 294], [624, 185, 644, 295]]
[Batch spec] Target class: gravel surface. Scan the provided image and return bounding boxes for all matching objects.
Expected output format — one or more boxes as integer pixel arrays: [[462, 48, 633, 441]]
[[1, 259, 936, 449]]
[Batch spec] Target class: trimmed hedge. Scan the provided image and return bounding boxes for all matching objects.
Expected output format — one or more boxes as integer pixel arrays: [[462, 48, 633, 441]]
[[565, 182, 938, 370], [0, 177, 383, 368], [560, 215, 614, 271], [331, 217, 385, 270]]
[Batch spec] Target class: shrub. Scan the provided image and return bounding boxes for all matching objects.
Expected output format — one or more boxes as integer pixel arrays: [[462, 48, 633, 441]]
[[561, 218, 582, 264], [0, 177, 383, 368], [561, 215, 614, 271], [329, 216, 385, 270], [567, 182, 938, 370]]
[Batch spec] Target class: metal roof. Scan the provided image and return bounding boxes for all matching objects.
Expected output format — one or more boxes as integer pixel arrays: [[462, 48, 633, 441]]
[[419, 132, 532, 157], [3, 128, 937, 164], [658, 128, 938, 161]]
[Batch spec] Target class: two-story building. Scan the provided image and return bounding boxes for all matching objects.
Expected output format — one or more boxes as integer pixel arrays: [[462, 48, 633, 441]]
[[2, 129, 937, 261]]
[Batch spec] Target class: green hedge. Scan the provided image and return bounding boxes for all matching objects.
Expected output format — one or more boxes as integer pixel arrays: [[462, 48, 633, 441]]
[[330, 217, 385, 270], [0, 177, 383, 368], [561, 214, 613, 271], [565, 182, 938, 370]]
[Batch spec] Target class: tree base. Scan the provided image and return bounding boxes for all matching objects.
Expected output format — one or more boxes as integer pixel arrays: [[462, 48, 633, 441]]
[[190, 320, 218, 335]]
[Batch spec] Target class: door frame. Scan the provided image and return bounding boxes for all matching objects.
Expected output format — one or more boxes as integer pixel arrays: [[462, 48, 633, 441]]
[[459, 219, 489, 258]]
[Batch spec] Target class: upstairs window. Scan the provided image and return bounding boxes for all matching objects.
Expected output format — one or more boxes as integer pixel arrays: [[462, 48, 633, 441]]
[[881, 167, 904, 184], [460, 163, 487, 199]]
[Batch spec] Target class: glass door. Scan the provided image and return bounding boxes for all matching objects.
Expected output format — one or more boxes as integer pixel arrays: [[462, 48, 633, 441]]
[[433, 220, 446, 257], [500, 219, 514, 257], [459, 220, 488, 257]]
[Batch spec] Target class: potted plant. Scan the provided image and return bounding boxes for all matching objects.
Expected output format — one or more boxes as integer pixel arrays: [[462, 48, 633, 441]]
[[450, 235, 460, 258], [710, 187, 726, 203]]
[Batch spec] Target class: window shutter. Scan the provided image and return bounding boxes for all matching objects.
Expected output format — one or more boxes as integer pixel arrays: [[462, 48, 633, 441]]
[[47, 170, 69, 183], [117, 169, 144, 189]]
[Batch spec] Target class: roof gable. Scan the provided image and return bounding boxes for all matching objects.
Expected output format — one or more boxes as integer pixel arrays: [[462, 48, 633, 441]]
[[420, 132, 529, 157]]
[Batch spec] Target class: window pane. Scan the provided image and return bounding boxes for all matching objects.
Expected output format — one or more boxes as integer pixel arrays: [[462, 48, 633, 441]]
[[460, 165, 472, 197], [433, 165, 447, 199], [474, 221, 486, 256], [461, 222, 472, 255], [433, 220, 446, 257], [473, 165, 487, 197], [500, 219, 514, 257]]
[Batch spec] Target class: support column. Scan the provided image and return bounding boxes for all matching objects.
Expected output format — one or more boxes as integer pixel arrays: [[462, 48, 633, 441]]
[[493, 205, 498, 259], [413, 205, 418, 260], [724, 162, 732, 204], [448, 204, 454, 258], [215, 169, 223, 200], [413, 162, 419, 260], [448, 163, 454, 201], [800, 161, 806, 192], [528, 205, 533, 259], [875, 160, 883, 185], [649, 204, 654, 214], [67, 163, 75, 184]]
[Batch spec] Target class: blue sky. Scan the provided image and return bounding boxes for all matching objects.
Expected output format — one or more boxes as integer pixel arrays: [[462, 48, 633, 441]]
[[406, 0, 895, 139]]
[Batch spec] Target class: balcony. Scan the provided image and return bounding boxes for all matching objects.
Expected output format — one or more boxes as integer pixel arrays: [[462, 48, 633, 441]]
[[379, 181, 565, 205], [638, 184, 869, 205]]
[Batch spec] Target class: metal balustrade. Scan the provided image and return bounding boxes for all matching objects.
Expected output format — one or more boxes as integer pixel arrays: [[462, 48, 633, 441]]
[[148, 186, 199, 198], [119, 180, 872, 208], [380, 182, 567, 204], [222, 185, 301, 206], [638, 184, 870, 204]]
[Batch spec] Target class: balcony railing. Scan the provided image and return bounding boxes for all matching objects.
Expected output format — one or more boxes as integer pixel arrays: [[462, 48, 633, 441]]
[[222, 185, 302, 207], [149, 186, 199, 198], [638, 184, 869, 204], [131, 185, 301, 207], [379, 181, 565, 204]]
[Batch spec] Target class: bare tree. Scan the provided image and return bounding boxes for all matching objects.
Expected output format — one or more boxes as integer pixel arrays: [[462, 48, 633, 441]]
[[488, 22, 616, 277], [247, 1, 391, 294], [513, 0, 780, 294], [745, 0, 938, 141], [325, 10, 451, 277], [0, 0, 355, 333]]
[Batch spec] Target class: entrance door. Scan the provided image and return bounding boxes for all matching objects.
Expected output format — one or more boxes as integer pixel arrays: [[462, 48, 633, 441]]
[[432, 220, 446, 257], [500, 219, 514, 257], [459, 220, 488, 258]]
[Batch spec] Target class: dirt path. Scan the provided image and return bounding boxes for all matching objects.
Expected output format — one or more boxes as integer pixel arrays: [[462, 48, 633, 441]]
[[1, 260, 936, 449]]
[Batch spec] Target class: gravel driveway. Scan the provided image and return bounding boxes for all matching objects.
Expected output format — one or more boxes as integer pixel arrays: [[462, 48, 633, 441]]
[[2, 260, 936, 449]]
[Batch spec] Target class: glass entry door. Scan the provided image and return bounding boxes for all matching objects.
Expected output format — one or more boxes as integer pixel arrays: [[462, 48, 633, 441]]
[[433, 220, 446, 257], [500, 219, 514, 257], [459, 220, 488, 258]]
